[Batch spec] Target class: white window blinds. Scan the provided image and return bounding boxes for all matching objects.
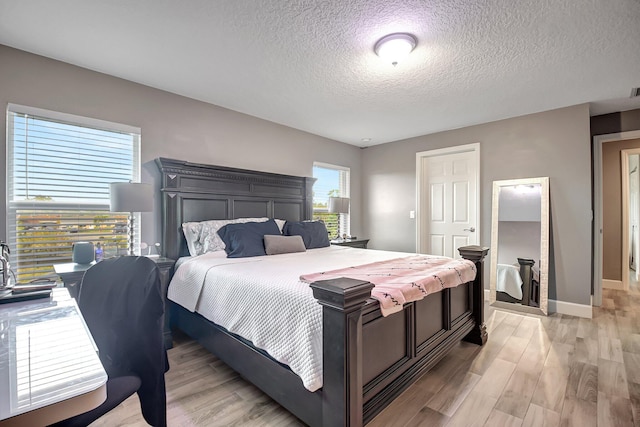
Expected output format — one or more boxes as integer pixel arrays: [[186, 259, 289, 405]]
[[312, 163, 350, 239], [6, 104, 141, 282]]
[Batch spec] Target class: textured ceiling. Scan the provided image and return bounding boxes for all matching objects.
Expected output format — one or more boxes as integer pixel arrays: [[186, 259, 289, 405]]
[[1, 0, 639, 147]]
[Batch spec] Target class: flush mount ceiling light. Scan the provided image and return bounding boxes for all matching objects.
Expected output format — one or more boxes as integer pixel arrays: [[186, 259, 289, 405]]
[[374, 33, 417, 66]]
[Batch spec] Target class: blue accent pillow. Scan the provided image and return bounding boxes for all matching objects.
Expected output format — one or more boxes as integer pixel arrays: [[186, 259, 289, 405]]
[[217, 219, 281, 258], [284, 221, 330, 249]]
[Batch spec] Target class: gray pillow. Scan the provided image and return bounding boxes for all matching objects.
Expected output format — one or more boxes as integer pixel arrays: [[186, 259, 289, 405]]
[[264, 235, 307, 255]]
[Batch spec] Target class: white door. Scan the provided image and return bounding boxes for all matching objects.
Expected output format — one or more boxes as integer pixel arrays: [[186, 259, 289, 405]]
[[417, 145, 479, 258]]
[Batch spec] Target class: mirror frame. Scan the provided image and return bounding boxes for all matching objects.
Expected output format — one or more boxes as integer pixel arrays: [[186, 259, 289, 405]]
[[489, 177, 550, 315]]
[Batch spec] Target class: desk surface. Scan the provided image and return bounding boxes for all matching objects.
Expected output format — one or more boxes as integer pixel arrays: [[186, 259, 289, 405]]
[[54, 256, 174, 275], [53, 261, 97, 275], [0, 288, 107, 426]]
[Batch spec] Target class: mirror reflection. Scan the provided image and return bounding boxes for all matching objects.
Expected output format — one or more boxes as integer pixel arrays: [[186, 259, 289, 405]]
[[490, 177, 549, 315]]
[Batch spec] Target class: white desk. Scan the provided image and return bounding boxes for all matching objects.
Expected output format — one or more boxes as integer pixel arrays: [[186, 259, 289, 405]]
[[0, 288, 107, 426]]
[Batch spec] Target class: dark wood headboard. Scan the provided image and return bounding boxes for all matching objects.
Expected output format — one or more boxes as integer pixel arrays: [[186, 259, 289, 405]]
[[155, 157, 316, 260]]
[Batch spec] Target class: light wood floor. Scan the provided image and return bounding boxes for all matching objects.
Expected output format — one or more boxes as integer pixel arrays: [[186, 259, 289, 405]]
[[92, 282, 640, 426]]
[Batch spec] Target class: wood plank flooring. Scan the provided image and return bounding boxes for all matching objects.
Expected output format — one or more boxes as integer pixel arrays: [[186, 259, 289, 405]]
[[92, 281, 640, 426]]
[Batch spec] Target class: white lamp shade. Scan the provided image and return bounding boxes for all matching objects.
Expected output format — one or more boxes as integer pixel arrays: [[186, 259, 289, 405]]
[[109, 182, 153, 212], [328, 197, 350, 214]]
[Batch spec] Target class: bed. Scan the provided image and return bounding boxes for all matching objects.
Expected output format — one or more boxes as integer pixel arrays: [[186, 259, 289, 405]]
[[156, 157, 489, 427], [496, 258, 539, 307]]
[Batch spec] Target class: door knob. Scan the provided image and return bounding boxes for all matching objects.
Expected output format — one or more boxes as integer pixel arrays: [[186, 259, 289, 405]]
[[464, 227, 476, 232]]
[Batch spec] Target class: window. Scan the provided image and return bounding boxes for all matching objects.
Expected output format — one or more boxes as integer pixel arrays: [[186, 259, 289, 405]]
[[6, 104, 140, 282], [312, 162, 350, 239]]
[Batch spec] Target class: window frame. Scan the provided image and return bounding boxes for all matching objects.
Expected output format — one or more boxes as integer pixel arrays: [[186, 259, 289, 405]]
[[312, 162, 350, 239], [6, 104, 141, 282]]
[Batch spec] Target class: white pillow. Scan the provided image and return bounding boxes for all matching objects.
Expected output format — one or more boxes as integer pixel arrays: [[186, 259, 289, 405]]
[[274, 219, 286, 233], [183, 217, 280, 256], [182, 221, 205, 257]]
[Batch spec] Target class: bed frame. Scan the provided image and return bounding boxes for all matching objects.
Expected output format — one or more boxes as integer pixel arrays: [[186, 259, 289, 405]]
[[156, 157, 488, 427], [496, 258, 539, 307]]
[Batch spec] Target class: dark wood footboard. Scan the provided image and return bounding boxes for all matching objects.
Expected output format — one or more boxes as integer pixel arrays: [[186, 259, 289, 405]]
[[496, 257, 539, 308], [170, 246, 488, 427], [517, 257, 538, 307], [310, 245, 489, 426]]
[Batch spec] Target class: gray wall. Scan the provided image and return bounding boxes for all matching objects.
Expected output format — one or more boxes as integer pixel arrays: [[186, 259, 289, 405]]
[[497, 221, 542, 266], [0, 45, 362, 246], [361, 104, 592, 305]]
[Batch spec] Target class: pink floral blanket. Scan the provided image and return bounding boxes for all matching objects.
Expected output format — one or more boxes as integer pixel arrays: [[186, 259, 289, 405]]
[[300, 255, 477, 317]]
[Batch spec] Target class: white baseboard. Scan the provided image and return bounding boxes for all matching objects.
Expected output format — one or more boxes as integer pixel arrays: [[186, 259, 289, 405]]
[[602, 279, 624, 290], [548, 299, 592, 319], [484, 288, 592, 318]]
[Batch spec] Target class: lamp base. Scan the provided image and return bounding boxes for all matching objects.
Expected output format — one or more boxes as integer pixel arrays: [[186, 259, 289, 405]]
[[127, 213, 135, 256]]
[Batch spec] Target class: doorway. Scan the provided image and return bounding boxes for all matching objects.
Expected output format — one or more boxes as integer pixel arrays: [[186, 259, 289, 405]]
[[622, 150, 640, 285], [593, 131, 640, 306], [415, 143, 480, 258]]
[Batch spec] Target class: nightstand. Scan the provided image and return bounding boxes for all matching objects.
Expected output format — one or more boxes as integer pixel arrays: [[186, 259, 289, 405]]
[[151, 257, 177, 349], [53, 261, 96, 299], [331, 238, 369, 249], [54, 256, 176, 349]]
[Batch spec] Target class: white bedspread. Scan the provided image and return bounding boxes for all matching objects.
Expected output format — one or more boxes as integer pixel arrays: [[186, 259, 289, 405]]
[[496, 263, 523, 299], [168, 246, 443, 392]]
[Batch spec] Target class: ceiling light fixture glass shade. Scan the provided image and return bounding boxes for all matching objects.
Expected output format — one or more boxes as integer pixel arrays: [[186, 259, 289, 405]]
[[374, 33, 417, 66]]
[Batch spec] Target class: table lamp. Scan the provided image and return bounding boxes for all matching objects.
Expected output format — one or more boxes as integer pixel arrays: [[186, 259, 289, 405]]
[[328, 196, 350, 239], [109, 182, 153, 255]]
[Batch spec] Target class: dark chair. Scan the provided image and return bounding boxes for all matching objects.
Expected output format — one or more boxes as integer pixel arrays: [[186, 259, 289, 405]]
[[50, 256, 168, 427]]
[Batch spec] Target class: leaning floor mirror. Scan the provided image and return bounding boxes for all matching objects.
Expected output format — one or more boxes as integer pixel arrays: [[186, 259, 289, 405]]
[[489, 177, 549, 315]]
